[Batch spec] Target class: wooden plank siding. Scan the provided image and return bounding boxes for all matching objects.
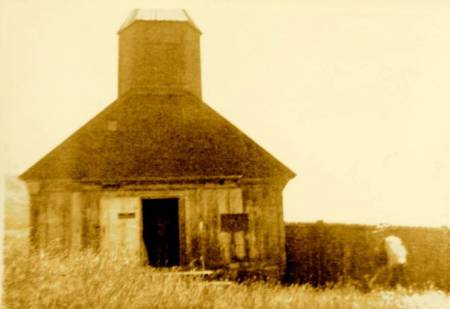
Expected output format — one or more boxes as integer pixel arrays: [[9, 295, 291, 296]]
[[47, 192, 68, 251], [36, 193, 48, 251], [29, 194, 42, 249], [30, 181, 286, 278], [85, 192, 101, 251], [243, 187, 258, 261], [208, 189, 221, 266], [200, 189, 221, 267], [70, 192, 83, 253], [197, 189, 208, 266], [266, 188, 279, 262], [188, 189, 201, 263], [183, 190, 194, 263], [252, 186, 265, 262], [276, 189, 287, 272], [217, 189, 231, 264], [241, 185, 285, 273], [229, 188, 246, 260], [177, 193, 187, 266]]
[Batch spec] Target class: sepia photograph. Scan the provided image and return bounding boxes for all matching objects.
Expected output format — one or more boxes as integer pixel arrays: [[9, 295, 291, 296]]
[[1, 0, 449, 307]]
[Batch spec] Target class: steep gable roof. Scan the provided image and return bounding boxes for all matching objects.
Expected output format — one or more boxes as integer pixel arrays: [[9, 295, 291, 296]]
[[20, 92, 295, 182]]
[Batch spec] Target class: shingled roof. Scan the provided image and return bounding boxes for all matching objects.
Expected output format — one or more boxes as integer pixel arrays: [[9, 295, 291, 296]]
[[20, 92, 295, 182]]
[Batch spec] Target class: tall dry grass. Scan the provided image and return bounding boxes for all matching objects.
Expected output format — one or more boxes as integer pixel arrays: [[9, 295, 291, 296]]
[[3, 239, 449, 309]]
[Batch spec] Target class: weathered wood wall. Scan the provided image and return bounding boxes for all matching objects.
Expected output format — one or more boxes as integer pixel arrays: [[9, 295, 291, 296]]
[[29, 183, 102, 253], [28, 180, 286, 276], [242, 185, 286, 276]]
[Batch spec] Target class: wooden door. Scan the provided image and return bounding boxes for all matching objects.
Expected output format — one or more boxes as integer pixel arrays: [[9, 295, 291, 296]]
[[99, 197, 141, 261]]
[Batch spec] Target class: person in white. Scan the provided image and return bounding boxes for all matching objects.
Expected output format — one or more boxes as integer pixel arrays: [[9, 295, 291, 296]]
[[383, 235, 408, 287], [370, 225, 408, 288]]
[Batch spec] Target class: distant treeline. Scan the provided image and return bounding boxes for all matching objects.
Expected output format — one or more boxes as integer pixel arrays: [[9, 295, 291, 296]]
[[284, 222, 449, 290]]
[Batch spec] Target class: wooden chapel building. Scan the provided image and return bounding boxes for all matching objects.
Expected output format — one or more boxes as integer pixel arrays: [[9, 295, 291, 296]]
[[20, 9, 295, 278]]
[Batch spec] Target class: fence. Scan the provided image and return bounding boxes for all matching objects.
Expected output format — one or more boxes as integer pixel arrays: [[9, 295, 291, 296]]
[[284, 222, 449, 290]]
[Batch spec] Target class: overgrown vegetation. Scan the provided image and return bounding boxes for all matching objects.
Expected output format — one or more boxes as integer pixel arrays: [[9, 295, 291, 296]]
[[285, 222, 449, 291], [4, 239, 449, 308]]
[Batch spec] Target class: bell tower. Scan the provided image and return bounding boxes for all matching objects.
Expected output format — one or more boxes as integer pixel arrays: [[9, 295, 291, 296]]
[[118, 9, 202, 98]]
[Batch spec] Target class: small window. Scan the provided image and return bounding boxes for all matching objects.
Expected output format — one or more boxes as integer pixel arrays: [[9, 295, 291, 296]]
[[107, 120, 117, 131], [220, 214, 249, 232]]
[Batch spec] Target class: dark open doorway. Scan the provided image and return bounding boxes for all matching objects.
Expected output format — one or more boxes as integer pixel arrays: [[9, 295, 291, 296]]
[[142, 198, 180, 267]]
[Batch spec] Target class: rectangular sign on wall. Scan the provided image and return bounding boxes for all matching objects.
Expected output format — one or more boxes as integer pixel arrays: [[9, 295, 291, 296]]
[[118, 212, 135, 219], [221, 214, 248, 232]]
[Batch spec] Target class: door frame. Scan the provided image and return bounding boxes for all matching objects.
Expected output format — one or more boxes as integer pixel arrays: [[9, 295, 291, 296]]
[[139, 193, 186, 266]]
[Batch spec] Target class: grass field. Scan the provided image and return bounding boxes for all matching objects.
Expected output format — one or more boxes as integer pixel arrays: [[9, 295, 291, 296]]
[[3, 240, 449, 309]]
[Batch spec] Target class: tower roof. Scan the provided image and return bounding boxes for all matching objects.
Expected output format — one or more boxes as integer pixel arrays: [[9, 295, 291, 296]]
[[20, 93, 295, 182], [119, 9, 200, 33]]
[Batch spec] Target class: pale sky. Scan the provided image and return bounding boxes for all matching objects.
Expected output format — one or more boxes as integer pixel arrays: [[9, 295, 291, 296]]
[[1, 0, 449, 227]]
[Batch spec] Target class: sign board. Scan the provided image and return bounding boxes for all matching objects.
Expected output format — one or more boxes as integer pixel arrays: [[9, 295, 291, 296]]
[[221, 214, 248, 232], [118, 212, 135, 219]]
